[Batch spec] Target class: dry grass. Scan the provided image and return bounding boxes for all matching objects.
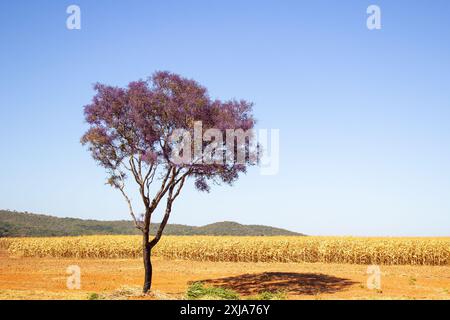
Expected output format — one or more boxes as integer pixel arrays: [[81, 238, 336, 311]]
[[1, 235, 449, 265], [1, 248, 450, 300]]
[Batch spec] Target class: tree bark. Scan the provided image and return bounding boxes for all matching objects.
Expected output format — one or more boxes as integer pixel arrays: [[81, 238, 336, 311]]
[[141, 173, 185, 294], [142, 232, 152, 294]]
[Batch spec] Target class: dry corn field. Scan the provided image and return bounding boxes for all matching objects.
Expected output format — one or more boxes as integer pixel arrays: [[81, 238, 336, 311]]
[[1, 236, 449, 266]]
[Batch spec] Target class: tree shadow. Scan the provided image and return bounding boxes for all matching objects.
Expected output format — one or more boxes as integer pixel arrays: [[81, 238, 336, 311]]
[[195, 272, 356, 295]]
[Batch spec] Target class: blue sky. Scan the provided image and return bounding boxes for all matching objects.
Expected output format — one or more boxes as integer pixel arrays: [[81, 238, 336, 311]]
[[1, 0, 449, 236]]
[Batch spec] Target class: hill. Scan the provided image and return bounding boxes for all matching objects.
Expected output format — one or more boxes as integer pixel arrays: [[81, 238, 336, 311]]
[[0, 210, 304, 237]]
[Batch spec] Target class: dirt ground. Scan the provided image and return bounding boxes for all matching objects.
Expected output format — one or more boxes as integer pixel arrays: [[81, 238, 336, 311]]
[[0, 250, 449, 300]]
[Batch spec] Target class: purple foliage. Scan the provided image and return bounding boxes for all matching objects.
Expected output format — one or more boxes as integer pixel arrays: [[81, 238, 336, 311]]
[[81, 71, 257, 191]]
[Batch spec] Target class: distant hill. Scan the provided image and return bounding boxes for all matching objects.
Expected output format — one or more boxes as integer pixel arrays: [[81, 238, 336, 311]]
[[0, 210, 304, 237]]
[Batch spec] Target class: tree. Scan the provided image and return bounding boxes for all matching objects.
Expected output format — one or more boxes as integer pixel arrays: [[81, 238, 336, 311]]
[[81, 71, 257, 293]]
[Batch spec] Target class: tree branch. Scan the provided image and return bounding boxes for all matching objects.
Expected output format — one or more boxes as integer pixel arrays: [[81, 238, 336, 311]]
[[129, 156, 142, 185], [148, 170, 189, 248], [144, 164, 157, 198], [149, 166, 176, 211], [171, 175, 187, 201], [149, 187, 174, 248], [116, 175, 143, 231]]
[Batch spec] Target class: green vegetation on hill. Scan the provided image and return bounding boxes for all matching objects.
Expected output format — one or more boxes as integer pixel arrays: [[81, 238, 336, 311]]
[[0, 210, 303, 237]]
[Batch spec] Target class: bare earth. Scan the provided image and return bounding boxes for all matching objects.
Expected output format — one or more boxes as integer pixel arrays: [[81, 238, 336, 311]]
[[0, 250, 449, 300]]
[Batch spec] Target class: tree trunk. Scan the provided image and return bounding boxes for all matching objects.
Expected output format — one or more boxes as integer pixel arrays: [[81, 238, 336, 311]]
[[142, 233, 152, 294]]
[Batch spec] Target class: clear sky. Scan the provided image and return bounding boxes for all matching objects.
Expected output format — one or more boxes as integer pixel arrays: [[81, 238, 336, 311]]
[[1, 0, 449, 236]]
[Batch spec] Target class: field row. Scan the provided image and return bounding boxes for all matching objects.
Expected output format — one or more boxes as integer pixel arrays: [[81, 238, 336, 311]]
[[1, 236, 449, 265]]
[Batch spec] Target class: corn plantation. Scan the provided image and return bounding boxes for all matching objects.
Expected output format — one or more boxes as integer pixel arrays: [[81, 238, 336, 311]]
[[1, 236, 449, 265]]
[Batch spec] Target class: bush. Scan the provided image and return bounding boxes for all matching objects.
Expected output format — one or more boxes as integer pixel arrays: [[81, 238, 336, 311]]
[[186, 282, 240, 300], [88, 293, 100, 300], [250, 291, 287, 300]]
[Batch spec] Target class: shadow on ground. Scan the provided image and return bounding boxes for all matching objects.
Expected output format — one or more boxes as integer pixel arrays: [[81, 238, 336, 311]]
[[196, 272, 356, 295]]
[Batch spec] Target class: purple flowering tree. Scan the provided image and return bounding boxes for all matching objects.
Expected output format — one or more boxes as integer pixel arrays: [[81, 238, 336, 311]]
[[81, 71, 256, 293]]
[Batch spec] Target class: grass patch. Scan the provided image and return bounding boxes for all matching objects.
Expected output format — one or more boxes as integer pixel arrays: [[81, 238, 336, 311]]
[[248, 290, 287, 300], [186, 282, 240, 300], [88, 293, 100, 300]]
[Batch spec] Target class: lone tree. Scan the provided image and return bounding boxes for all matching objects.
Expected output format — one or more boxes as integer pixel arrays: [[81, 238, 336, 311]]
[[81, 71, 257, 293]]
